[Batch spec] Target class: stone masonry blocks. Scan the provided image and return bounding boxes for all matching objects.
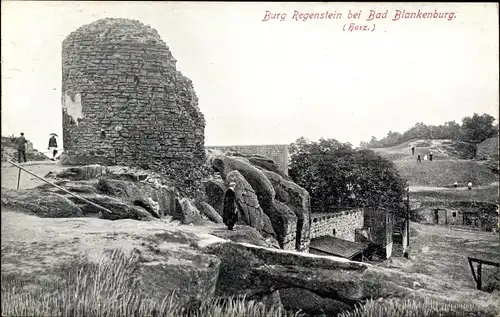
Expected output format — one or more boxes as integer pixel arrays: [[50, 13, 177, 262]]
[[61, 18, 205, 182]]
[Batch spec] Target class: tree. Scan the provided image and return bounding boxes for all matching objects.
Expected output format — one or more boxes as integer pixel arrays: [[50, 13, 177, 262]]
[[460, 113, 497, 145], [289, 138, 406, 217]]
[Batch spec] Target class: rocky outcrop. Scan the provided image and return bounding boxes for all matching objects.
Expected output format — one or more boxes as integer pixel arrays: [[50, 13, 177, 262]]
[[212, 156, 276, 212], [226, 171, 276, 237], [196, 201, 224, 224], [204, 179, 226, 216], [204, 242, 442, 308], [1, 188, 84, 218], [207, 152, 311, 251], [263, 169, 311, 252]]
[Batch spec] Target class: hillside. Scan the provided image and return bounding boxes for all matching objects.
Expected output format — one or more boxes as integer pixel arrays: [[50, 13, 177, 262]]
[[372, 139, 499, 203], [1, 136, 50, 163]]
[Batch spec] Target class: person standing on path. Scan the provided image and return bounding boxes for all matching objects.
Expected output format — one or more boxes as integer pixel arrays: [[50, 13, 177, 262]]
[[411, 144, 415, 155], [15, 132, 28, 163], [416, 154, 421, 163], [453, 181, 458, 189], [429, 151, 433, 161], [223, 182, 239, 230], [48, 134, 58, 160], [468, 181, 473, 190]]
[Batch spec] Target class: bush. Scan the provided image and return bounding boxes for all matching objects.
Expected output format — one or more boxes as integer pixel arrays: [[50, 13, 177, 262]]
[[1, 249, 303, 317], [338, 298, 497, 317]]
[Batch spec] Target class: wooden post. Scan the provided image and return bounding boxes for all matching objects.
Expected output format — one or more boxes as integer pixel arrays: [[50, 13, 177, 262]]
[[477, 262, 482, 290], [16, 168, 22, 189]]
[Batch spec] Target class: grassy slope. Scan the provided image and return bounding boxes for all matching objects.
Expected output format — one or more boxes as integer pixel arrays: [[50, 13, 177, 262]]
[[372, 139, 499, 202]]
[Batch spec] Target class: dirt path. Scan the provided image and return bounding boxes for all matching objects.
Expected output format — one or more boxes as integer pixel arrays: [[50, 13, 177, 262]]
[[386, 222, 499, 305], [1, 161, 66, 189]]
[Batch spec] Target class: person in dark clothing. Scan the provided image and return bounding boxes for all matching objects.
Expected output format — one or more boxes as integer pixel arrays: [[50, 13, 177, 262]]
[[48, 135, 58, 160], [411, 145, 415, 155], [416, 154, 421, 163], [223, 182, 239, 230], [429, 151, 433, 162], [16, 132, 28, 163]]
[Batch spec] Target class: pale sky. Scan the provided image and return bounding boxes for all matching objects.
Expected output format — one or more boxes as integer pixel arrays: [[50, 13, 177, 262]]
[[1, 2, 498, 152]]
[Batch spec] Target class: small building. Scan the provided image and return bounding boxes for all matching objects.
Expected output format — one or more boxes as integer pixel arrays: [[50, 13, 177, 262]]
[[310, 236, 369, 262], [363, 208, 395, 259]]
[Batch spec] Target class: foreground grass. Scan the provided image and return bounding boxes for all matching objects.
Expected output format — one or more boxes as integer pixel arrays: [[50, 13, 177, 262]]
[[1, 250, 302, 317], [2, 248, 497, 317], [338, 298, 497, 317]]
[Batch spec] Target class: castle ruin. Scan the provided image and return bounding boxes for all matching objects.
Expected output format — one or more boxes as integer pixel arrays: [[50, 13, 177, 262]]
[[61, 18, 205, 182]]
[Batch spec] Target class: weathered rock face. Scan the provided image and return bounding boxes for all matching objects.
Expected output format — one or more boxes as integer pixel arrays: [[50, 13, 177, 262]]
[[61, 18, 206, 196], [208, 152, 311, 251], [1, 188, 84, 218], [204, 179, 226, 216], [226, 171, 279, 247], [263, 169, 311, 252], [204, 242, 452, 310], [45, 165, 177, 218], [196, 201, 224, 224]]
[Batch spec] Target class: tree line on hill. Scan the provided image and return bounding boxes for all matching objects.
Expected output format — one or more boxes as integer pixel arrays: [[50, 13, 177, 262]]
[[289, 138, 407, 217], [359, 113, 498, 154]]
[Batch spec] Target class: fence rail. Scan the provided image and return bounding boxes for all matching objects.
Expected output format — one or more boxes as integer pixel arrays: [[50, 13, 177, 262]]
[[5, 160, 113, 215], [468, 256, 500, 291]]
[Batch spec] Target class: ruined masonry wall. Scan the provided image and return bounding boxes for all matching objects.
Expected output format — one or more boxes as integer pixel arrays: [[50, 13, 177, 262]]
[[61, 19, 205, 185], [206, 145, 289, 175], [310, 209, 364, 242]]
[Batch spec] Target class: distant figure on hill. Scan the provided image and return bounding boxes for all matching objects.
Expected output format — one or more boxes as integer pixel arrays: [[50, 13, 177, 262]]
[[223, 182, 239, 230], [416, 154, 421, 163], [48, 134, 58, 161], [15, 132, 28, 163], [453, 181, 458, 189], [424, 154, 428, 161], [429, 151, 433, 161], [467, 181, 473, 190], [411, 144, 415, 155]]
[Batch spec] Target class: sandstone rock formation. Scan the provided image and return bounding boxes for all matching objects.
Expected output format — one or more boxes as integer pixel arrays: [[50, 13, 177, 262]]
[[1, 188, 84, 218], [1, 165, 222, 224], [207, 151, 311, 251]]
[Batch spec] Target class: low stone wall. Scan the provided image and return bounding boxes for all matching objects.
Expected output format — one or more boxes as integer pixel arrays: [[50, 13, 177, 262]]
[[310, 208, 364, 242]]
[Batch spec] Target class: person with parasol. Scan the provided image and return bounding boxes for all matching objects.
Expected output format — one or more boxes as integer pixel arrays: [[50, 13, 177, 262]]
[[48, 133, 59, 160]]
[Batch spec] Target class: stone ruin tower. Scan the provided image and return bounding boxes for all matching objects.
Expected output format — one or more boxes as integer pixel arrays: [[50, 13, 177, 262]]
[[61, 18, 205, 178]]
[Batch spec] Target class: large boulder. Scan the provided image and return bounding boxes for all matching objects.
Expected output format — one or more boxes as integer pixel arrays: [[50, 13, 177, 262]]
[[212, 155, 275, 213], [204, 179, 226, 216], [196, 201, 224, 224], [66, 194, 155, 221], [226, 170, 276, 239], [268, 201, 298, 250], [204, 241, 461, 308], [263, 170, 311, 252], [1, 188, 83, 217], [177, 198, 204, 225]]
